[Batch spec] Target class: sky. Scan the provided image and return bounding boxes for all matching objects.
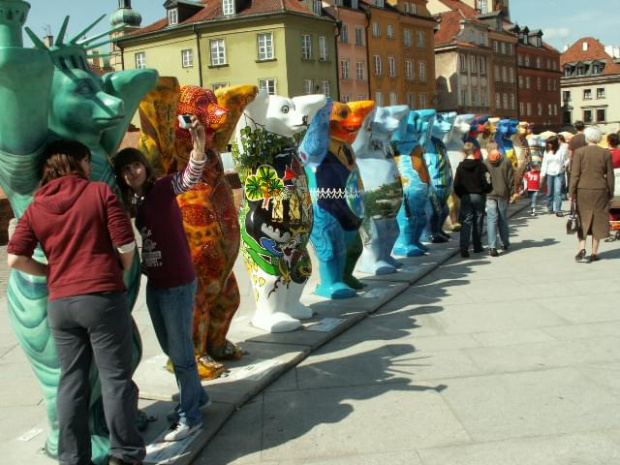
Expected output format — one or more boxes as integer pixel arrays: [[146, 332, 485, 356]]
[[21, 0, 620, 53]]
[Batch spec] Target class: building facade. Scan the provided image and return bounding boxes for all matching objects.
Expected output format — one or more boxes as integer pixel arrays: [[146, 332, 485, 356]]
[[115, 0, 339, 98], [513, 26, 562, 128], [561, 37, 620, 133]]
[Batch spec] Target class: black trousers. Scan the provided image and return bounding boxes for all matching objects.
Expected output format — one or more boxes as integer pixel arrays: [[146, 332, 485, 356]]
[[459, 193, 486, 250], [48, 292, 145, 465]]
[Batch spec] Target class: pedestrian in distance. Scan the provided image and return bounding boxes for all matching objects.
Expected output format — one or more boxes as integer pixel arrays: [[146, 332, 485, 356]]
[[113, 115, 212, 442], [453, 142, 493, 258], [541, 136, 568, 216], [607, 132, 620, 169], [484, 148, 514, 257], [7, 140, 145, 465], [523, 160, 543, 216], [569, 126, 615, 262]]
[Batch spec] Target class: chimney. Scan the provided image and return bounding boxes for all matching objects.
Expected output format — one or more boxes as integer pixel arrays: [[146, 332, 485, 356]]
[[43, 35, 53, 47], [582, 41, 588, 51]]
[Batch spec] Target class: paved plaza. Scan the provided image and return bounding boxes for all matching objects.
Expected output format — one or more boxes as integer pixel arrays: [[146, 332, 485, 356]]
[[2, 200, 620, 465]]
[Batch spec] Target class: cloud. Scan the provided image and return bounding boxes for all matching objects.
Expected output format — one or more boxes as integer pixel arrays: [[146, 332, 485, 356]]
[[543, 28, 571, 40]]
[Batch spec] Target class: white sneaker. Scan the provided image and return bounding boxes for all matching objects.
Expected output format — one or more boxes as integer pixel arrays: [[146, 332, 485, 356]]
[[166, 399, 212, 422], [163, 421, 202, 442]]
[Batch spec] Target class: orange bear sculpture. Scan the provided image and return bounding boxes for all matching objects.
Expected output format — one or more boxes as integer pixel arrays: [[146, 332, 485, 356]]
[[138, 77, 258, 379]]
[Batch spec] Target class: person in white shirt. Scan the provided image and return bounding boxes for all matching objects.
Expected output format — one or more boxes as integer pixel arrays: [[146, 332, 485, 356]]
[[541, 135, 568, 216]]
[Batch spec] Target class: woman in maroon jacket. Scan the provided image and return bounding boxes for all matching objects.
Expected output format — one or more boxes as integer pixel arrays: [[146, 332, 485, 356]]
[[7, 140, 144, 465]]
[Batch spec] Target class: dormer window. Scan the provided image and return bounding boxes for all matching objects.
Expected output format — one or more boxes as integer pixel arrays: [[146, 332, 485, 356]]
[[313, 0, 321, 16], [375, 0, 385, 7], [478, 0, 488, 13], [222, 0, 235, 16], [167, 7, 178, 25], [564, 67, 571, 77], [592, 63, 604, 75], [351, 0, 358, 8]]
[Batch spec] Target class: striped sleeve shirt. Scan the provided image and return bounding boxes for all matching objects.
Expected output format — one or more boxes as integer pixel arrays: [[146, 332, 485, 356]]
[[171, 150, 208, 195]]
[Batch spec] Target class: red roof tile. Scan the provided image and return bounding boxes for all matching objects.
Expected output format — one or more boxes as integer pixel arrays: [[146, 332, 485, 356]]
[[434, 10, 463, 46], [438, 0, 478, 18], [561, 37, 620, 75]]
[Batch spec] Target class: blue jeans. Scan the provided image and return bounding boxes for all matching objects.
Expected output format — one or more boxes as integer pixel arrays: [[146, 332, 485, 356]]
[[459, 194, 486, 250], [146, 280, 208, 427], [546, 174, 563, 213], [528, 190, 539, 210], [486, 197, 510, 249]]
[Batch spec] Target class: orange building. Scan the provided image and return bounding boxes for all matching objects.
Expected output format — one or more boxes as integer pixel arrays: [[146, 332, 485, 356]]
[[324, 1, 370, 102]]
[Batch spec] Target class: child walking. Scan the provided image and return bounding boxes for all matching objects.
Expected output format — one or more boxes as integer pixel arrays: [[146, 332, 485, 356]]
[[524, 160, 542, 216], [114, 116, 211, 442]]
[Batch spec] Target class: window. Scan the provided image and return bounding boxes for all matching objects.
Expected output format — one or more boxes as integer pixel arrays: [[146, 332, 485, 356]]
[[576, 66, 585, 76], [304, 78, 314, 95], [388, 56, 396, 77], [503, 93, 508, 110], [479, 0, 488, 13], [419, 93, 427, 108], [387, 24, 394, 39], [496, 92, 501, 109], [407, 93, 415, 109], [372, 22, 379, 37], [358, 94, 365, 100], [536, 56, 541, 68], [546, 58, 551, 69], [527, 102, 531, 116], [410, 3, 417, 13], [375, 91, 384, 106], [322, 80, 331, 97], [351, 0, 358, 8], [342, 93, 351, 102], [259, 78, 276, 95], [460, 88, 468, 106], [554, 104, 558, 116], [222, 0, 235, 15], [134, 51, 145, 69], [493, 41, 499, 53], [472, 90, 479, 106], [596, 88, 605, 99], [519, 102, 524, 115], [374, 55, 382, 76], [356, 61, 365, 80], [547, 78, 551, 91], [460, 54, 467, 72], [210, 39, 226, 66], [212, 82, 228, 91], [509, 67, 514, 83], [257, 33, 274, 60], [167, 8, 178, 25], [524, 55, 530, 67], [517, 54, 523, 66], [562, 91, 570, 102], [417, 31, 425, 47], [526, 76, 531, 89], [404, 29, 412, 47], [593, 64, 603, 75], [502, 66, 507, 82], [564, 67, 571, 77], [405, 60, 414, 80], [390, 92, 397, 105], [510, 94, 515, 110], [536, 77, 541, 90], [341, 60, 350, 79], [181, 49, 193, 68], [313, 0, 322, 15], [479, 56, 486, 75], [548, 103, 552, 115], [318, 36, 328, 61], [355, 27, 364, 46], [494, 64, 500, 82], [518, 75, 523, 88], [500, 42, 506, 54], [583, 89, 592, 100], [507, 44, 513, 55], [583, 109, 592, 123], [341, 25, 349, 44], [470, 56, 477, 74], [419, 61, 427, 81], [301, 34, 312, 60], [537, 103, 542, 116], [376, 0, 385, 6]]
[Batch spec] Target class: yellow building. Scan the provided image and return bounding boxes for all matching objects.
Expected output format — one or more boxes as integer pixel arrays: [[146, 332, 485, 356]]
[[115, 0, 338, 98]]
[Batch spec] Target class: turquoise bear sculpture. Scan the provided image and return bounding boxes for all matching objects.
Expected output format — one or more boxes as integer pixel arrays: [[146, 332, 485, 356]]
[[0, 4, 158, 463], [352, 105, 408, 275]]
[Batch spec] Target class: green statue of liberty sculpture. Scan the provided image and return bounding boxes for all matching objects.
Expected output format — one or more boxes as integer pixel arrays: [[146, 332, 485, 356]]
[[0, 1, 158, 462]]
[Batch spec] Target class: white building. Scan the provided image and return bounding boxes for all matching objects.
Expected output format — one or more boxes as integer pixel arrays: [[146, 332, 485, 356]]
[[561, 37, 620, 133]]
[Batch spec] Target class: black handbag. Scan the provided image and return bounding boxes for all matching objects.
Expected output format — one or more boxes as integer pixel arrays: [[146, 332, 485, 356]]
[[566, 200, 581, 237]]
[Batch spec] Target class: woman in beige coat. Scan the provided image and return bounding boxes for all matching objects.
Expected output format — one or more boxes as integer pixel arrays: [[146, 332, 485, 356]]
[[569, 126, 615, 262]]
